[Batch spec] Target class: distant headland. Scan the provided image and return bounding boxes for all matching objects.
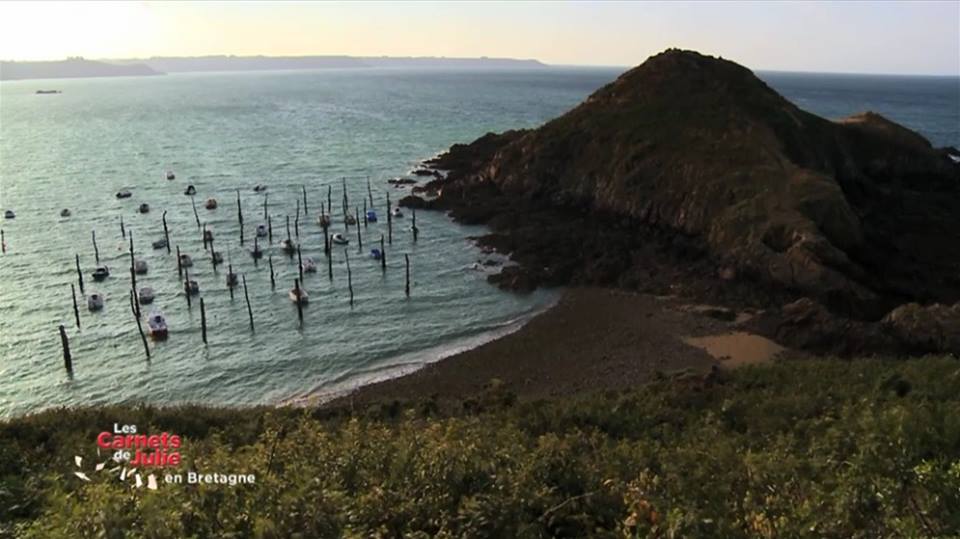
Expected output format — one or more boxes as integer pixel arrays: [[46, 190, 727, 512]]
[[0, 55, 547, 81]]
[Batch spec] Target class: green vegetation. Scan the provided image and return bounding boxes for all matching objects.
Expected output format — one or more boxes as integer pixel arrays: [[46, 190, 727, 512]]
[[2, 358, 959, 538]]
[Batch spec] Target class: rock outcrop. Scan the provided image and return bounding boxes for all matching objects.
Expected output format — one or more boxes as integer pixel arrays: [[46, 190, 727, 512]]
[[411, 49, 960, 355]]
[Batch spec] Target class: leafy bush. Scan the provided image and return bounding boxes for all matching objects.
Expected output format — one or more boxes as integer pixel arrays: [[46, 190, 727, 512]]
[[1, 358, 958, 538]]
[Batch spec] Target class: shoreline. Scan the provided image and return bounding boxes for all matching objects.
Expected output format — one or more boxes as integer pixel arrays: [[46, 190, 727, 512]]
[[326, 287, 801, 408]]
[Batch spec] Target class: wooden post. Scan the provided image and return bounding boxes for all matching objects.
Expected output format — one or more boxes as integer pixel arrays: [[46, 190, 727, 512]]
[[131, 275, 141, 319], [128, 232, 136, 293], [356, 208, 362, 252], [184, 267, 192, 308], [302, 185, 308, 215], [162, 211, 171, 254], [363, 199, 368, 228], [129, 290, 150, 360], [294, 212, 300, 239], [202, 223, 208, 251], [342, 178, 349, 227], [91, 230, 100, 264], [267, 215, 273, 243], [228, 264, 235, 300], [327, 185, 332, 216], [297, 244, 304, 281], [294, 278, 303, 326], [268, 255, 276, 289], [253, 236, 260, 267], [327, 244, 333, 280], [405, 254, 411, 297], [296, 198, 300, 222], [1, 229, 5, 254], [237, 189, 244, 245], [191, 196, 200, 229], [263, 193, 269, 220], [210, 238, 217, 270], [176, 245, 183, 278], [387, 192, 393, 245], [120, 216, 126, 239], [345, 248, 354, 306], [367, 176, 373, 207], [285, 215, 291, 242], [380, 234, 386, 270], [75, 254, 85, 294], [70, 284, 81, 329], [200, 297, 207, 345], [323, 224, 330, 255], [242, 274, 254, 331], [59, 324, 72, 372], [412, 208, 418, 241]]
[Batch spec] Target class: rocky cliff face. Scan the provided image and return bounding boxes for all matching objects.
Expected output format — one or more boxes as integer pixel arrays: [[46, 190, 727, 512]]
[[414, 50, 960, 336]]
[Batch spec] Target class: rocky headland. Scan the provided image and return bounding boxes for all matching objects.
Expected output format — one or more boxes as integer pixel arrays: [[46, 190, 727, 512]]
[[403, 49, 960, 356]]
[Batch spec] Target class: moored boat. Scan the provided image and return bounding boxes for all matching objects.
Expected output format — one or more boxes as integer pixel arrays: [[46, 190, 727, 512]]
[[91, 266, 110, 281], [344, 213, 357, 225], [147, 311, 168, 339], [203, 229, 214, 243], [253, 184, 267, 193], [366, 210, 378, 222], [391, 207, 404, 218], [116, 190, 132, 199], [289, 286, 309, 305], [184, 185, 196, 196], [205, 198, 218, 210], [179, 253, 193, 267], [280, 238, 296, 254], [211, 251, 224, 265], [370, 248, 383, 260], [250, 243, 263, 259], [60, 208, 71, 217], [138, 287, 155, 304], [165, 171, 175, 180], [184, 279, 200, 295], [226, 271, 239, 288], [87, 293, 104, 311], [134, 259, 148, 274], [301, 257, 317, 273], [317, 214, 331, 227], [4, 209, 14, 219], [331, 233, 349, 245], [256, 224, 268, 237], [152, 238, 168, 249], [138, 203, 150, 214]]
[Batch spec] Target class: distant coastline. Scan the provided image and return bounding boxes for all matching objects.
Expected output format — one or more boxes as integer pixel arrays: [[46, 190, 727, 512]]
[[1, 55, 547, 81]]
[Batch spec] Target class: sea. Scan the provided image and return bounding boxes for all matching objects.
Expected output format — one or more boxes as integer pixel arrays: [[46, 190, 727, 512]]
[[1, 66, 957, 417]]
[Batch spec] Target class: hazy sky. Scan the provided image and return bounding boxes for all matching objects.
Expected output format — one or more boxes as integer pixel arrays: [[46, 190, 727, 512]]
[[1, 1, 958, 75]]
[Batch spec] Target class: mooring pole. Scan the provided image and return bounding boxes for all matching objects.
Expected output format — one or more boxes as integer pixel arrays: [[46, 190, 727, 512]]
[[356, 208, 362, 252], [129, 290, 150, 360], [184, 267, 192, 308], [162, 211, 171, 253], [327, 185, 332, 217], [367, 176, 373, 207], [345, 248, 354, 306], [91, 230, 100, 264], [302, 184, 308, 215], [228, 264, 235, 300], [327, 245, 333, 281], [176, 245, 183, 278], [285, 215, 291, 242], [297, 245, 304, 281], [70, 284, 81, 330], [380, 234, 386, 270], [242, 274, 254, 331], [75, 254, 85, 294], [1, 229, 5, 254], [412, 208, 418, 241], [363, 199, 368, 228], [237, 189, 244, 245], [386, 192, 393, 245], [263, 193, 269, 220], [268, 255, 276, 289], [120, 216, 126, 239], [294, 278, 303, 326], [191, 197, 201, 229], [405, 254, 411, 297], [267, 215, 273, 243], [59, 324, 72, 372], [200, 297, 207, 345]]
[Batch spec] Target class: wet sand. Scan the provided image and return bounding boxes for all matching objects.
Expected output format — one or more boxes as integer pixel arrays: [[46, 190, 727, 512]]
[[328, 288, 801, 407]]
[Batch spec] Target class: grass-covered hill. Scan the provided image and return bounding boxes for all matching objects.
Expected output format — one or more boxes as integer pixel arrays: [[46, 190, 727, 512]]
[[2, 358, 958, 538]]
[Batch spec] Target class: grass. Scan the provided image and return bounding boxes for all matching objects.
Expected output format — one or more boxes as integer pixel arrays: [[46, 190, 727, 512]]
[[1, 357, 958, 538]]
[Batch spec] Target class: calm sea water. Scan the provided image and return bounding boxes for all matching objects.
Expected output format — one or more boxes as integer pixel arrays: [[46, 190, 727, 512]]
[[1, 67, 957, 417]]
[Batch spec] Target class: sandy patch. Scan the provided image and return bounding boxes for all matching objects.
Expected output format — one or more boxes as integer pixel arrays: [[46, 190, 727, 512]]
[[683, 332, 785, 367]]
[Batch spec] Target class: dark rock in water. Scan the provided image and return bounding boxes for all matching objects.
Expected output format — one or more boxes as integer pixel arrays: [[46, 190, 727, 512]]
[[388, 177, 418, 185], [398, 195, 431, 209], [411, 169, 441, 177], [488, 266, 538, 293], [421, 48, 960, 355]]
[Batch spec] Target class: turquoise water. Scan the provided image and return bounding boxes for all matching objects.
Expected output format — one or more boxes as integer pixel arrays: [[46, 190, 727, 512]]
[[1, 67, 957, 417]]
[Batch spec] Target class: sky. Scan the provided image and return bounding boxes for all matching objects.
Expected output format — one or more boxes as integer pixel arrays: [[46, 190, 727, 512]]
[[0, 1, 957, 75]]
